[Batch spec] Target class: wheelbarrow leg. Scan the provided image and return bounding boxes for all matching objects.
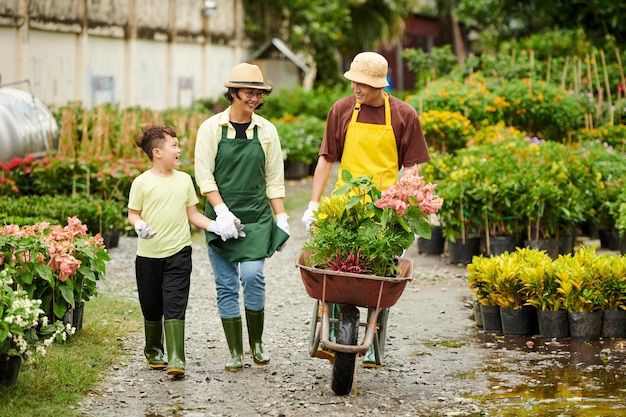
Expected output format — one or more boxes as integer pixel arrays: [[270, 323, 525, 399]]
[[308, 300, 321, 357], [362, 308, 389, 368], [315, 302, 339, 362]]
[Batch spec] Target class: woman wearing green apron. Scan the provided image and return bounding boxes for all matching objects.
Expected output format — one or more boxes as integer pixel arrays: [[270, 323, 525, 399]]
[[302, 52, 431, 368], [194, 63, 289, 371]]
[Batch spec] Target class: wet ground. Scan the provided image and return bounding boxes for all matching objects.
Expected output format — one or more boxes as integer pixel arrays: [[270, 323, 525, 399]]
[[471, 333, 626, 416]]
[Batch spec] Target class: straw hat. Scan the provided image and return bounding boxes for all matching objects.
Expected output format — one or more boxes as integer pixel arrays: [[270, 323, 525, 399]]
[[343, 52, 389, 88], [224, 63, 272, 91]]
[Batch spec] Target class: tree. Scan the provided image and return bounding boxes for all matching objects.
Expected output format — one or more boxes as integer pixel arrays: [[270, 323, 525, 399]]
[[243, 0, 409, 87], [457, 0, 626, 49]]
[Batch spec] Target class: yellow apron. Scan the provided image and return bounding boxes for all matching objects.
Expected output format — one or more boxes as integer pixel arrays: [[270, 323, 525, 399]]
[[337, 93, 398, 190]]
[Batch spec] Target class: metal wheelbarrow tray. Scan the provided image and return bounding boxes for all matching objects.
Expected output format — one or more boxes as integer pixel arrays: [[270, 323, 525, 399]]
[[296, 251, 413, 309]]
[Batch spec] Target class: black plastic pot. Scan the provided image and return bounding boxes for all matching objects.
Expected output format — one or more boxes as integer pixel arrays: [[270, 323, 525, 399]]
[[488, 235, 518, 256], [500, 306, 538, 336], [601, 310, 626, 339], [537, 309, 569, 338], [569, 311, 603, 340], [418, 226, 444, 255], [448, 237, 481, 265], [480, 304, 502, 332]]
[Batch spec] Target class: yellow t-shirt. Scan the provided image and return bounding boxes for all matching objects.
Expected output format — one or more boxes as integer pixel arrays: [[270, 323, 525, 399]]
[[128, 170, 198, 258]]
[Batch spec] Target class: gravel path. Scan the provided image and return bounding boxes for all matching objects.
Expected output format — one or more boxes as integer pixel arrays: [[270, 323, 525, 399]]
[[77, 177, 489, 417]]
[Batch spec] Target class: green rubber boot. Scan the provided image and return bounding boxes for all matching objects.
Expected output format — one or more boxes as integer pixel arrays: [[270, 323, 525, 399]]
[[245, 308, 270, 365], [163, 319, 185, 377], [144, 320, 167, 370], [221, 317, 244, 371]]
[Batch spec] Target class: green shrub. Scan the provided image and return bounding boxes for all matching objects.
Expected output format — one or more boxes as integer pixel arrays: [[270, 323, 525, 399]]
[[429, 136, 600, 242], [276, 115, 324, 164], [402, 45, 458, 89], [573, 124, 626, 151], [578, 139, 626, 229], [408, 74, 509, 128], [491, 77, 594, 141], [419, 110, 476, 153], [0, 195, 125, 235], [260, 85, 348, 120]]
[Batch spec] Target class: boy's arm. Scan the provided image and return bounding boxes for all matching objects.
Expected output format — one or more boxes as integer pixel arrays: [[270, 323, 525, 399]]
[[128, 208, 143, 228], [186, 205, 213, 230]]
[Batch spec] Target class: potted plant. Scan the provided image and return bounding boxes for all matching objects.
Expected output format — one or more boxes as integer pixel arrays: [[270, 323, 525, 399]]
[[521, 250, 570, 337], [276, 115, 324, 179], [302, 167, 443, 277], [555, 245, 606, 339], [462, 140, 525, 255], [467, 254, 502, 331], [0, 275, 72, 386], [427, 152, 483, 264], [595, 253, 626, 338], [417, 214, 445, 255], [0, 217, 110, 328], [580, 139, 626, 249], [427, 136, 599, 261], [468, 249, 540, 335]]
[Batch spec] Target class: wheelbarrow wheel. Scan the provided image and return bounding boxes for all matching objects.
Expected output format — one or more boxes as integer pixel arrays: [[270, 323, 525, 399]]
[[331, 305, 359, 396], [308, 300, 320, 357]]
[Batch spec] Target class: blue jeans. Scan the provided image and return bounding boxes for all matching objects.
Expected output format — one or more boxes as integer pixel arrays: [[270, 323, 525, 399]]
[[208, 247, 265, 318]]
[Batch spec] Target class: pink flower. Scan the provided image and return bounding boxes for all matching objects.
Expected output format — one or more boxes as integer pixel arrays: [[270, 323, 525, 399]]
[[47, 252, 81, 282], [65, 216, 88, 237], [420, 195, 444, 214], [375, 167, 443, 217]]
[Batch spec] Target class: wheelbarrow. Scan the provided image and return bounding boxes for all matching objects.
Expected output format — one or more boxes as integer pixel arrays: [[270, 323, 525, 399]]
[[295, 251, 413, 395]]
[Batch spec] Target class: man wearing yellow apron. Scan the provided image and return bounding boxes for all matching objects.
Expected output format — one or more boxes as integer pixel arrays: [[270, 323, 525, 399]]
[[302, 52, 430, 368], [195, 63, 289, 371]]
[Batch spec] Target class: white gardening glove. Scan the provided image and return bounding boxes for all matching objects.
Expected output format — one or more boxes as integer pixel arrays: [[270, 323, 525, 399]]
[[207, 220, 224, 241], [207, 219, 246, 242], [214, 204, 243, 240], [301, 201, 319, 232], [135, 220, 157, 239], [276, 213, 290, 252], [235, 219, 246, 238]]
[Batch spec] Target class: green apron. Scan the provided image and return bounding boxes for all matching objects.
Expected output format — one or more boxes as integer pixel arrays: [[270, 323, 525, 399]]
[[204, 125, 289, 262]]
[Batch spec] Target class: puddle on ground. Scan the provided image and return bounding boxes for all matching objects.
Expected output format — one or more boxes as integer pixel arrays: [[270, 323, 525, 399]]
[[467, 332, 626, 416]]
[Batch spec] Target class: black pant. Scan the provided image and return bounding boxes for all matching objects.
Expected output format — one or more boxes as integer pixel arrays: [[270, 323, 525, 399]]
[[135, 246, 192, 321]]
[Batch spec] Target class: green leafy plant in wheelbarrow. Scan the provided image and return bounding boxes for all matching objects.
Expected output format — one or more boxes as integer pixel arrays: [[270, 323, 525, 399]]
[[303, 167, 443, 277]]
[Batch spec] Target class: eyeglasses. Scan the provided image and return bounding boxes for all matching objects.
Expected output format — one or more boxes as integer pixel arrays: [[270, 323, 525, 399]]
[[241, 89, 265, 100]]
